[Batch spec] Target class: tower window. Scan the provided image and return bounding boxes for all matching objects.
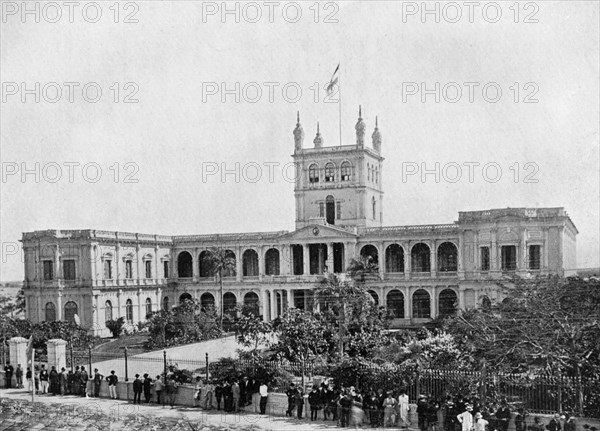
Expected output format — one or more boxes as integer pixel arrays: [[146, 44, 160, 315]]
[[43, 260, 54, 281], [336, 201, 341, 219], [341, 162, 351, 181], [326, 195, 335, 224], [319, 202, 324, 218], [501, 246, 517, 271], [529, 245, 541, 269], [372, 196, 377, 220], [309, 164, 319, 183], [63, 259, 76, 280], [325, 163, 335, 182], [163, 261, 169, 278], [104, 260, 112, 279], [145, 260, 152, 278], [125, 260, 133, 279]]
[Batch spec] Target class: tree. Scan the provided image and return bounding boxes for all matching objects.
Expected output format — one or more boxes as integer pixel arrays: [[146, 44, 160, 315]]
[[442, 275, 600, 415], [234, 312, 273, 358], [272, 308, 329, 386], [202, 247, 237, 329], [105, 317, 125, 338], [316, 272, 384, 359], [0, 289, 25, 318], [346, 257, 379, 282]]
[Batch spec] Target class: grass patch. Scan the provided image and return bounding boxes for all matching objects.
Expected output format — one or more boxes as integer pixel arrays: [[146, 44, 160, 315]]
[[91, 333, 148, 355]]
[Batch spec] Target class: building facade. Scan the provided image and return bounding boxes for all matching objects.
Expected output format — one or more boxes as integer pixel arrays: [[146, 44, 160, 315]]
[[21, 109, 578, 336]]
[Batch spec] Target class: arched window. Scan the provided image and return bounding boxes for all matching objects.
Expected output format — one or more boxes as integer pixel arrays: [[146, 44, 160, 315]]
[[360, 244, 379, 266], [145, 260, 152, 279], [411, 243, 431, 272], [412, 289, 431, 319], [387, 290, 404, 318], [162, 296, 169, 311], [368, 290, 379, 306], [45, 302, 56, 322], [326, 195, 335, 225], [180, 293, 193, 304], [145, 298, 152, 317], [103, 259, 112, 279], [199, 251, 212, 277], [64, 301, 78, 323], [177, 251, 193, 278], [309, 164, 319, 183], [385, 244, 404, 273], [223, 292, 237, 314], [242, 249, 259, 277], [324, 162, 335, 182], [200, 292, 215, 310], [223, 250, 237, 277], [105, 300, 113, 322], [243, 292, 260, 317], [372, 196, 377, 220], [341, 162, 351, 181], [265, 248, 280, 275], [438, 242, 458, 272], [439, 289, 458, 317], [125, 299, 133, 322]]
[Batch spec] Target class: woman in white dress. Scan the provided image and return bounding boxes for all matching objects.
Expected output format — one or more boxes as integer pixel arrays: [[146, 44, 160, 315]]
[[397, 389, 410, 428]]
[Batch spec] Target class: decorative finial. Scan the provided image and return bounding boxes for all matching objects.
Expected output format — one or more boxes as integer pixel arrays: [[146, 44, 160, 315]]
[[313, 121, 323, 148], [293, 111, 304, 152], [355, 105, 366, 148], [372, 115, 382, 152]]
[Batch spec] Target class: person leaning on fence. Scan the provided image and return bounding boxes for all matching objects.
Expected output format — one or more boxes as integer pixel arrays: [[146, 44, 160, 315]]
[[132, 374, 143, 404], [143, 373, 153, 403], [106, 370, 118, 399], [457, 404, 474, 431], [92, 368, 103, 397], [193, 376, 203, 407], [153, 375, 164, 405], [285, 383, 297, 417], [166, 376, 179, 408]]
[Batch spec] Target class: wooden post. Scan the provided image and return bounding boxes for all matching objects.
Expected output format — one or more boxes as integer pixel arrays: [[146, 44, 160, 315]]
[[124, 347, 128, 381], [205, 352, 209, 381]]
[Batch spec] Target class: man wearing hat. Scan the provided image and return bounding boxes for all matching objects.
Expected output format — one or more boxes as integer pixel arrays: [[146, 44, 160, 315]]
[[473, 412, 489, 431], [417, 394, 430, 431], [457, 404, 474, 431]]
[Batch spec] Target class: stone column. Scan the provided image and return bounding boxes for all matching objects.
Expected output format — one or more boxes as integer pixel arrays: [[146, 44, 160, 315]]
[[430, 287, 437, 319], [54, 243, 61, 282], [261, 290, 269, 321], [270, 290, 277, 319], [430, 241, 437, 277], [57, 291, 63, 320], [9, 337, 28, 369], [326, 243, 334, 273], [47, 339, 67, 371], [115, 242, 121, 285], [303, 245, 310, 275], [258, 246, 265, 281], [285, 289, 291, 310], [136, 244, 141, 284], [404, 242, 411, 280], [192, 248, 199, 281], [236, 246, 243, 281], [403, 287, 410, 320], [458, 233, 465, 280], [490, 230, 498, 271], [137, 289, 142, 324]]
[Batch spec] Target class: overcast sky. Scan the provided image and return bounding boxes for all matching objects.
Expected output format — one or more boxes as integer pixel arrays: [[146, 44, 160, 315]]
[[1, 1, 598, 281]]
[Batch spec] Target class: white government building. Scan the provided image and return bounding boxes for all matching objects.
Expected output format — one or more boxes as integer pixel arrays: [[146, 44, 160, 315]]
[[21, 110, 578, 336]]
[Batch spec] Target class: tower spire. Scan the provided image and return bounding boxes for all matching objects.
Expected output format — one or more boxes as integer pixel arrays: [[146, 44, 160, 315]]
[[293, 111, 304, 152], [355, 105, 365, 148], [372, 115, 382, 153], [313, 121, 323, 148]]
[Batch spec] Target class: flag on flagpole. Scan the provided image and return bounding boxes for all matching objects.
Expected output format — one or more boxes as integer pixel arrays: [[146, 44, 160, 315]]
[[326, 62, 340, 95]]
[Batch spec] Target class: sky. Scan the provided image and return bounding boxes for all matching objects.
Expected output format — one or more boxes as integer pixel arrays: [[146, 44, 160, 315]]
[[1, 1, 599, 281]]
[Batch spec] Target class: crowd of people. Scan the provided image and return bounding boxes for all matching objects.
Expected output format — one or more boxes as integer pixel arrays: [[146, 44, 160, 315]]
[[3, 362, 580, 431]]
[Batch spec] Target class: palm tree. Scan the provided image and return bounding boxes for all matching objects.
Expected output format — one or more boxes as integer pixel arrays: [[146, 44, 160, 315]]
[[316, 272, 370, 360], [202, 247, 237, 329]]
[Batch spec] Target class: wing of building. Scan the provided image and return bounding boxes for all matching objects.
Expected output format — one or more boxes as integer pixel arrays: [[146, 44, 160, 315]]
[[20, 109, 578, 336]]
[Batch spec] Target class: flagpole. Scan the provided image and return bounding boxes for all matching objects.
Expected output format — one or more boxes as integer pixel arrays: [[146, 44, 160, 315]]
[[31, 346, 35, 403], [338, 65, 342, 148]]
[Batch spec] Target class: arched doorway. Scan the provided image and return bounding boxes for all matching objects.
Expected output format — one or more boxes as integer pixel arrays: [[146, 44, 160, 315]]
[[64, 301, 78, 323], [45, 302, 56, 322], [223, 292, 237, 313], [199, 251, 212, 277], [177, 251, 193, 278], [200, 292, 215, 310], [265, 248, 280, 275], [368, 290, 379, 306], [243, 292, 260, 317], [242, 249, 259, 277], [438, 242, 458, 272], [386, 290, 404, 318], [412, 289, 431, 318], [360, 244, 379, 266], [179, 293, 193, 304], [411, 243, 431, 273], [438, 289, 458, 317], [385, 244, 404, 273]]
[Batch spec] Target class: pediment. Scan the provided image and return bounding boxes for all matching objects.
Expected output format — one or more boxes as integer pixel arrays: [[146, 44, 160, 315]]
[[280, 224, 358, 241]]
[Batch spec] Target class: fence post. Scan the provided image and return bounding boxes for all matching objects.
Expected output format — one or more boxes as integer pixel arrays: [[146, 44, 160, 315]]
[[88, 347, 92, 375], [70, 343, 74, 371], [124, 347, 128, 382], [163, 350, 167, 382], [205, 353, 209, 381]]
